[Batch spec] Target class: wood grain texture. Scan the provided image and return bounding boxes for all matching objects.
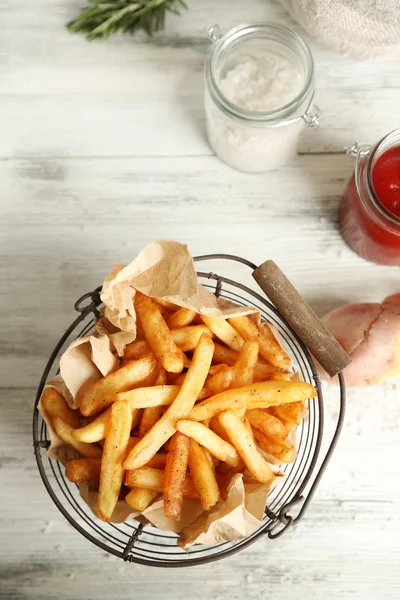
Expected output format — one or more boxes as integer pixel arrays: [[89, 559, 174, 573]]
[[1, 0, 400, 597]]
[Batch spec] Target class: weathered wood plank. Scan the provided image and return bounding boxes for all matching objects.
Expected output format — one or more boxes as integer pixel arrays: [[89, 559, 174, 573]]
[[1, 1, 400, 158], [1, 389, 399, 599]]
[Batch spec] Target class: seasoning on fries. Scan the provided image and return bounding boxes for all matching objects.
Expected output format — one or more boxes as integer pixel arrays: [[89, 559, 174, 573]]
[[43, 289, 315, 528]]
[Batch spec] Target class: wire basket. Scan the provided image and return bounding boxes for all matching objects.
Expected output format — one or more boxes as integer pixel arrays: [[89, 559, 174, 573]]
[[33, 255, 346, 567]]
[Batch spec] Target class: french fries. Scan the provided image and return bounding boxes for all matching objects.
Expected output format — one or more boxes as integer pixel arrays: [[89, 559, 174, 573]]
[[188, 380, 317, 422], [246, 408, 287, 438], [146, 452, 167, 469], [53, 417, 103, 459], [267, 372, 293, 381], [46, 288, 315, 530], [253, 428, 296, 463], [228, 315, 291, 369], [171, 325, 211, 352], [72, 408, 112, 443], [213, 343, 277, 379], [176, 420, 240, 467], [140, 367, 167, 437], [232, 339, 259, 387], [188, 439, 220, 510], [167, 308, 197, 329], [135, 292, 185, 373], [219, 411, 275, 484], [164, 432, 190, 520], [122, 334, 214, 470], [97, 400, 132, 522], [201, 316, 244, 352], [123, 340, 153, 361], [72, 384, 210, 444], [139, 405, 163, 437], [272, 401, 308, 425], [125, 488, 158, 511], [79, 355, 157, 416], [65, 458, 102, 483], [42, 388, 81, 429], [206, 366, 235, 394], [125, 467, 199, 500]]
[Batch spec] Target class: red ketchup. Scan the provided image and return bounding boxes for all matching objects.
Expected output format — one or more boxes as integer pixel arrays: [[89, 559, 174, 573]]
[[339, 131, 400, 265]]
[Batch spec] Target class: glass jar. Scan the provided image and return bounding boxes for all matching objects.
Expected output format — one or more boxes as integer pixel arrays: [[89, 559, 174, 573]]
[[204, 22, 319, 173], [339, 128, 400, 266]]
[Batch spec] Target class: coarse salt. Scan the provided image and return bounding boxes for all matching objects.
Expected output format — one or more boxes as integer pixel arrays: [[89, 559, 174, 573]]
[[205, 54, 305, 172]]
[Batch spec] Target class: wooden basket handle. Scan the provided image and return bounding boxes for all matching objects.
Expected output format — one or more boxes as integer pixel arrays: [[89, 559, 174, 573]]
[[252, 260, 351, 377]]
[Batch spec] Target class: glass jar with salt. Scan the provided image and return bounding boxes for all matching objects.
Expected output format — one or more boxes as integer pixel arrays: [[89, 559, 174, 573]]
[[204, 23, 319, 173]]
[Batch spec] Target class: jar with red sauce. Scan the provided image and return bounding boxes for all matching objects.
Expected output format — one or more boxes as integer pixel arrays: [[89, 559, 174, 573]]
[[339, 128, 400, 266]]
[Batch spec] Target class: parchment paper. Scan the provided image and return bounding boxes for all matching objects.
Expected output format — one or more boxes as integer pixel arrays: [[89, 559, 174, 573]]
[[100, 240, 258, 350], [38, 240, 290, 548]]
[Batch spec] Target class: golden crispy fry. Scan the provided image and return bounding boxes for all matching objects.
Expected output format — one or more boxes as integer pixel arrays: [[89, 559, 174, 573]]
[[167, 308, 197, 329], [208, 363, 229, 376], [79, 355, 157, 416], [73, 385, 212, 444], [188, 439, 220, 510], [125, 467, 199, 499], [260, 323, 291, 369], [228, 315, 291, 369], [215, 471, 233, 500], [146, 452, 167, 469], [188, 381, 317, 422], [233, 407, 246, 418], [204, 447, 216, 471], [131, 408, 143, 432], [201, 316, 244, 352], [72, 408, 112, 443], [139, 405, 163, 437], [155, 368, 167, 386], [152, 302, 173, 321], [213, 343, 277, 379], [212, 343, 240, 366], [268, 413, 296, 437], [123, 340, 153, 361], [246, 408, 287, 438], [167, 372, 186, 386], [272, 401, 308, 425], [65, 458, 102, 483], [135, 292, 185, 373], [97, 400, 132, 522], [253, 428, 297, 463], [171, 325, 212, 352], [254, 363, 281, 380], [42, 388, 81, 429], [164, 432, 190, 521], [53, 417, 102, 459], [122, 334, 214, 470], [233, 339, 259, 387], [208, 416, 232, 443], [125, 488, 158, 511], [218, 411, 275, 484], [176, 420, 240, 467], [206, 366, 235, 394], [267, 372, 293, 381], [117, 385, 180, 407], [243, 416, 255, 439]]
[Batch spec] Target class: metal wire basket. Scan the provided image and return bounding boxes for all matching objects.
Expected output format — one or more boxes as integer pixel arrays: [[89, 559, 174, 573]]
[[33, 255, 346, 567]]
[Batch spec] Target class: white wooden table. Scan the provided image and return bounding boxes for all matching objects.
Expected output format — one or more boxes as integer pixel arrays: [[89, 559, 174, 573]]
[[1, 1, 400, 598]]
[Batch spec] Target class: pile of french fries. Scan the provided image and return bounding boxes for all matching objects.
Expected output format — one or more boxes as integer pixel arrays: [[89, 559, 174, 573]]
[[42, 291, 316, 525]]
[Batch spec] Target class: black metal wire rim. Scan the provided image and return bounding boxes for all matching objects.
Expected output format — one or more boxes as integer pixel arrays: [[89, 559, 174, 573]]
[[32, 257, 337, 567]]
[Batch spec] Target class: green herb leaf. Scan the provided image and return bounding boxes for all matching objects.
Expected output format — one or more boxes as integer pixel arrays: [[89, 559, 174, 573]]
[[67, 0, 188, 40]]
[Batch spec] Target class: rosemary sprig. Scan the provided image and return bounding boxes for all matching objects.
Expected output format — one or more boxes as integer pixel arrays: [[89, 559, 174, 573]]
[[67, 0, 188, 40]]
